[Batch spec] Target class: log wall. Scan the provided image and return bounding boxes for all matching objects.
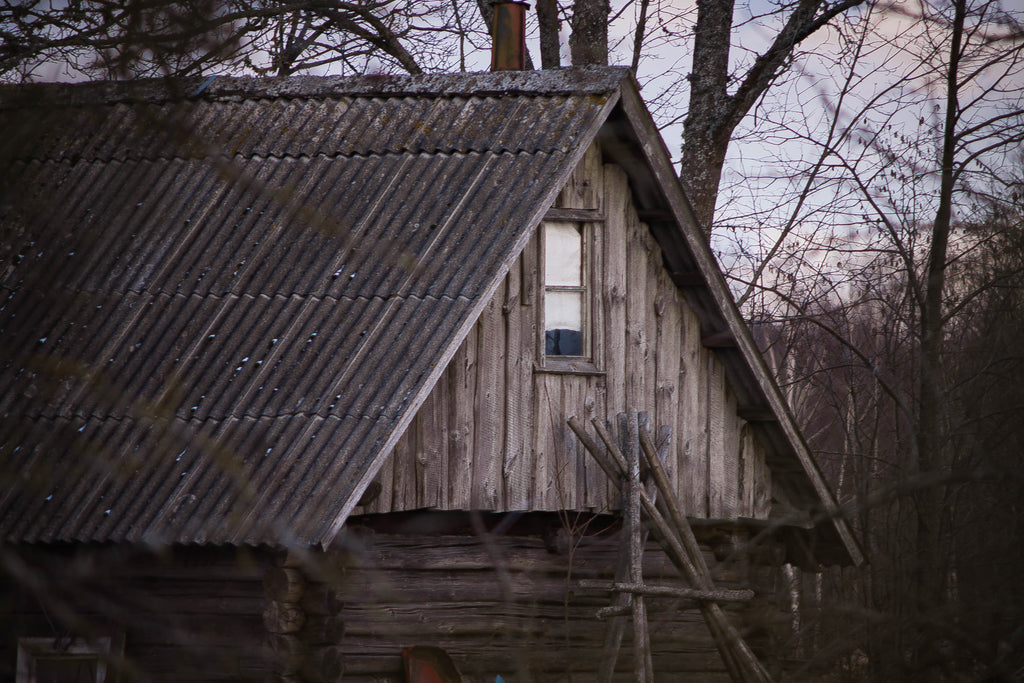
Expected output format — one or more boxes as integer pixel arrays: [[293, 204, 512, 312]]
[[0, 544, 274, 683], [0, 523, 799, 683], [333, 517, 793, 683], [365, 143, 773, 520]]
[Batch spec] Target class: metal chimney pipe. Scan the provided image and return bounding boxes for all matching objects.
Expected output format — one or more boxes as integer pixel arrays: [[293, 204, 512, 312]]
[[491, 1, 530, 71]]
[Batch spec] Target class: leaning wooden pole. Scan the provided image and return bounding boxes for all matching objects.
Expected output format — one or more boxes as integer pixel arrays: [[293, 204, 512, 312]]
[[567, 415, 774, 683], [571, 416, 740, 679], [599, 411, 657, 683], [590, 418, 752, 683], [599, 532, 634, 682], [637, 421, 772, 683]]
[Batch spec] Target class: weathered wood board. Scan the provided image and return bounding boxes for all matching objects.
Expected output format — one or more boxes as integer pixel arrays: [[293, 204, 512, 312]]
[[362, 142, 773, 523], [332, 523, 788, 683]]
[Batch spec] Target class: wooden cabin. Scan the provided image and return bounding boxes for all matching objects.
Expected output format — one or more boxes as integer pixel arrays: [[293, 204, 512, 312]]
[[0, 68, 862, 682]]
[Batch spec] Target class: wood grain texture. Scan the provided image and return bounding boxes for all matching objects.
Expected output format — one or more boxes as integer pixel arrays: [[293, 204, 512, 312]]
[[417, 375, 448, 509], [367, 146, 778, 523], [534, 373, 558, 508], [720, 383, 741, 518], [654, 267, 681, 492], [391, 414, 416, 511], [582, 374, 605, 508], [503, 255, 532, 509], [557, 141, 604, 211], [586, 213, 609, 508], [472, 288, 504, 509], [625, 202, 650, 408], [706, 353, 727, 518], [679, 309, 709, 518], [603, 163, 629, 420], [560, 376, 585, 510], [447, 337, 475, 509], [330, 524, 787, 682]]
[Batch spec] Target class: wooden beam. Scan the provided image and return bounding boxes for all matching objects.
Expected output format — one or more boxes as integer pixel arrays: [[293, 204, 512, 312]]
[[736, 406, 777, 422], [701, 331, 737, 348], [625, 412, 653, 683], [544, 207, 605, 222], [580, 580, 754, 603], [670, 270, 705, 288], [570, 416, 774, 683], [637, 210, 674, 222], [637, 422, 773, 683]]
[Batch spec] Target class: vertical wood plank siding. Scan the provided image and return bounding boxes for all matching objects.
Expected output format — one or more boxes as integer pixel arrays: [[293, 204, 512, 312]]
[[364, 143, 772, 520]]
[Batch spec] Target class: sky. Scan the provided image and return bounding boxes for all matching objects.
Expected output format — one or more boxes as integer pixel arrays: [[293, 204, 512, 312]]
[[19, 0, 1024, 304]]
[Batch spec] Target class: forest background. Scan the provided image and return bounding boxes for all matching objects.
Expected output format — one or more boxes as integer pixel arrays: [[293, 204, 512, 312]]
[[2, 0, 1023, 679]]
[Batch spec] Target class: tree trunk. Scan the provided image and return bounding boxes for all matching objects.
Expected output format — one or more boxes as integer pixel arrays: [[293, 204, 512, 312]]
[[912, 0, 964, 672], [536, 0, 561, 68], [680, 0, 864, 237], [681, 0, 735, 234], [569, 0, 609, 66]]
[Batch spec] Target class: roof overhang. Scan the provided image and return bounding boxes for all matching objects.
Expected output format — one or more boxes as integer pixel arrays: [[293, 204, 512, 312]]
[[596, 75, 865, 567]]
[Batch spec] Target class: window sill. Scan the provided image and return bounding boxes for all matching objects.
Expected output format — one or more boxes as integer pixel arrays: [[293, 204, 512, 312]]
[[534, 359, 605, 376]]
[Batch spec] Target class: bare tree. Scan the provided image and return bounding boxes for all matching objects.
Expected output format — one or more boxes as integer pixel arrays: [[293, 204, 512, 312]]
[[680, 0, 869, 233], [0, 0, 480, 81], [725, 0, 1024, 677]]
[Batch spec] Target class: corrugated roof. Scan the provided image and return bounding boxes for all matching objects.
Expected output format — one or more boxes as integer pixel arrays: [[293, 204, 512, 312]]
[[0, 69, 619, 546]]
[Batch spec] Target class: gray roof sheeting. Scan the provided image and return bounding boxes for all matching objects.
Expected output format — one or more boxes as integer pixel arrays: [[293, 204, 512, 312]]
[[0, 69, 617, 546]]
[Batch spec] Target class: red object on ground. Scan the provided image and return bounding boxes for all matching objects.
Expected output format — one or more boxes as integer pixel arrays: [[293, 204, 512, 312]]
[[402, 646, 463, 683]]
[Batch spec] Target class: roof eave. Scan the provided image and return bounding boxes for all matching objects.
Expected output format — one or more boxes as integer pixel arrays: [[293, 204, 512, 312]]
[[606, 76, 866, 568]]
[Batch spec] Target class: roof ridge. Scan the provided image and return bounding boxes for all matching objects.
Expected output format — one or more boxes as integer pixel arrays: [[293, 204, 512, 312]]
[[0, 67, 630, 110], [8, 147, 523, 167]]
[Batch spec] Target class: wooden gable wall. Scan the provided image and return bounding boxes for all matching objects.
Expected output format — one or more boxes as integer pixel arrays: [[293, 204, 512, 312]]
[[362, 143, 773, 520]]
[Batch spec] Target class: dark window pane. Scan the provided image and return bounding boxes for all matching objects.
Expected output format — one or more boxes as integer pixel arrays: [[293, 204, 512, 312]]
[[36, 656, 98, 682], [545, 328, 582, 356]]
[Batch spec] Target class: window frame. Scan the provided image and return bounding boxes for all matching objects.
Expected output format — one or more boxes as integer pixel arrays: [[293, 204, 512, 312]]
[[16, 636, 112, 683], [537, 219, 604, 375]]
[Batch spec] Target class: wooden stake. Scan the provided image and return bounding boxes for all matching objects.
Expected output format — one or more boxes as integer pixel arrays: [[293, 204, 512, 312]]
[[638, 422, 773, 683], [625, 411, 653, 683]]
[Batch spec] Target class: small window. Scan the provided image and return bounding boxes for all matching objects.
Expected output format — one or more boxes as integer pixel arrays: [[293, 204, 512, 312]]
[[17, 637, 111, 683], [543, 222, 585, 357]]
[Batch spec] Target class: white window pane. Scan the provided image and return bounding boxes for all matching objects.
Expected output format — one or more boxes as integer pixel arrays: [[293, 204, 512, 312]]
[[545, 290, 583, 331], [544, 222, 582, 286], [545, 290, 583, 356]]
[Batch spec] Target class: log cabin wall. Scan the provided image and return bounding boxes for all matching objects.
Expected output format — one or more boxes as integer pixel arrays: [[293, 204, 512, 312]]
[[0, 544, 275, 682], [362, 142, 773, 520], [332, 519, 792, 683]]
